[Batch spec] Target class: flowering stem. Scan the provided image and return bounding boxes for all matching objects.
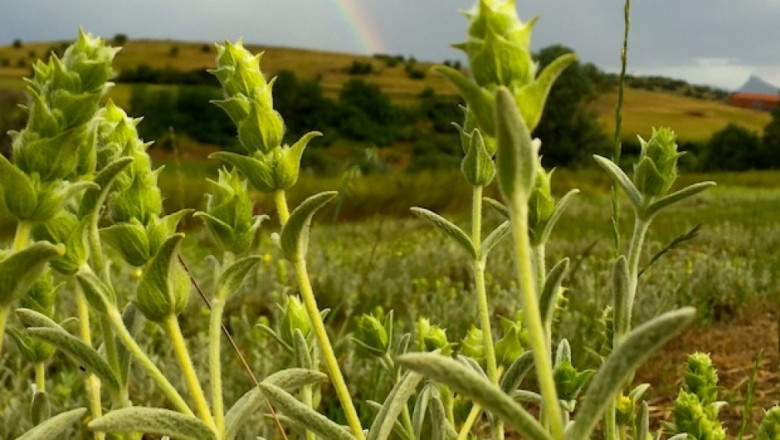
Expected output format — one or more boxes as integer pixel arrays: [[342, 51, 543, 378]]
[[76, 287, 104, 440], [293, 255, 365, 440], [0, 306, 8, 355], [35, 362, 45, 392], [106, 307, 193, 416], [509, 203, 564, 440], [275, 190, 290, 225], [163, 314, 217, 432], [209, 294, 227, 437], [12, 220, 31, 252]]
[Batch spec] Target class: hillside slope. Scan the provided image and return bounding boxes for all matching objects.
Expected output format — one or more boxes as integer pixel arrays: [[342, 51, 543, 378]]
[[0, 38, 773, 143]]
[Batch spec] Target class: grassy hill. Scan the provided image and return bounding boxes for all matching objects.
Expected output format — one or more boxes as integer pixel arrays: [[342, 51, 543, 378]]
[[0, 38, 773, 145]]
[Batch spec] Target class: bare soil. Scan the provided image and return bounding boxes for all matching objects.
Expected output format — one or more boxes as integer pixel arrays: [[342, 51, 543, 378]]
[[636, 306, 779, 435]]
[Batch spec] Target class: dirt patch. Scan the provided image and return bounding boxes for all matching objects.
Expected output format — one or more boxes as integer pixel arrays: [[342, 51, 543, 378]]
[[636, 306, 779, 434]]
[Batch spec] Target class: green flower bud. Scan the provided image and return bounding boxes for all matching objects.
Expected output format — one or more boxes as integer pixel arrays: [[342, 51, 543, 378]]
[[683, 352, 719, 407], [416, 318, 451, 355], [109, 167, 162, 225], [459, 325, 485, 364], [32, 212, 89, 275], [757, 407, 780, 440], [95, 100, 148, 170], [134, 234, 190, 322], [211, 131, 321, 193], [212, 40, 269, 98], [633, 127, 684, 197], [196, 169, 261, 254], [355, 313, 389, 354], [100, 219, 151, 266], [528, 160, 555, 244], [237, 98, 285, 154], [553, 359, 593, 402], [460, 128, 495, 187], [671, 390, 726, 440], [457, 0, 536, 89], [495, 325, 524, 367], [280, 296, 311, 347], [10, 30, 116, 183]]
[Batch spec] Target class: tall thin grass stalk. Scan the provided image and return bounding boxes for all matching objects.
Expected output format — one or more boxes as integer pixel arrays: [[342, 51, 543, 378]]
[[610, 0, 632, 251]]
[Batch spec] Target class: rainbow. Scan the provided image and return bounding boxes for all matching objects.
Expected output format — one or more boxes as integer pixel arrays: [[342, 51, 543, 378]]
[[329, 0, 389, 54]]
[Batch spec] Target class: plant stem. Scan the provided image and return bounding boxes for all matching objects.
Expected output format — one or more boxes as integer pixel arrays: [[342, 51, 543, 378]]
[[35, 362, 45, 392], [163, 314, 217, 432], [209, 294, 227, 437], [625, 217, 650, 330], [457, 404, 482, 440], [76, 288, 104, 440], [604, 401, 617, 440], [610, 0, 631, 251], [106, 307, 194, 416], [0, 306, 8, 354], [275, 190, 290, 225], [13, 220, 32, 251], [293, 256, 365, 440], [509, 203, 564, 440]]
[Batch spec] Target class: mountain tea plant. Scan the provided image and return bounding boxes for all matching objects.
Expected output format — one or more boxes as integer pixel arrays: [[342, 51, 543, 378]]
[[0, 1, 774, 440]]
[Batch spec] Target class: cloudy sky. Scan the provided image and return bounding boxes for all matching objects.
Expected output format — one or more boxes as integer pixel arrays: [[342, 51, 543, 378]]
[[1, 0, 778, 91]]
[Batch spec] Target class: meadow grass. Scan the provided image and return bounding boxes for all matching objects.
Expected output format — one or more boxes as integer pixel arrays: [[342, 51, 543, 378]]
[[590, 88, 772, 142]]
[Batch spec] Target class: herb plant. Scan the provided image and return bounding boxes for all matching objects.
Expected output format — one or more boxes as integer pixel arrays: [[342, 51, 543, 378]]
[[0, 1, 770, 440]]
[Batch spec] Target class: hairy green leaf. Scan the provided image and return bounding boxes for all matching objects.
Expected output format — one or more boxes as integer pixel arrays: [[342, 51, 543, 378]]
[[398, 353, 550, 440], [410, 207, 477, 259], [593, 155, 643, 212], [539, 258, 569, 328], [225, 368, 327, 440], [480, 220, 511, 261], [88, 407, 216, 440], [500, 350, 535, 393], [78, 156, 134, 219], [0, 242, 64, 307], [15, 407, 86, 440], [642, 181, 716, 220], [27, 327, 120, 392], [280, 191, 337, 261], [368, 370, 423, 440], [258, 382, 356, 440], [540, 189, 579, 244], [569, 308, 695, 440], [495, 87, 537, 208], [217, 256, 261, 300]]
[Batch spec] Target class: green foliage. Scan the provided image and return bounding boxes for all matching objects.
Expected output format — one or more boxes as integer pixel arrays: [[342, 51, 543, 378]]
[[702, 123, 763, 171], [533, 45, 610, 167], [761, 103, 780, 168], [338, 79, 400, 146]]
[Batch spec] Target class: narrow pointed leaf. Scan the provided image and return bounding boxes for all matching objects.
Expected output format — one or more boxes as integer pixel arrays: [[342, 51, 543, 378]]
[[280, 191, 338, 261], [540, 189, 579, 244], [16, 308, 63, 330], [412, 385, 432, 440], [88, 407, 216, 440], [292, 329, 313, 369], [210, 151, 275, 193], [27, 327, 121, 392], [225, 368, 327, 440], [430, 394, 458, 440], [642, 182, 715, 220], [515, 53, 576, 131], [258, 382, 356, 440], [612, 256, 631, 341], [410, 207, 476, 259], [15, 407, 87, 440], [0, 242, 64, 307], [568, 308, 695, 440], [30, 391, 51, 426], [217, 256, 261, 300], [433, 65, 496, 135], [117, 303, 141, 388], [78, 156, 134, 218], [75, 267, 116, 314], [480, 220, 511, 261], [593, 155, 643, 211], [483, 197, 510, 219], [500, 351, 535, 393], [368, 370, 423, 440], [495, 87, 537, 207], [276, 131, 322, 189], [539, 258, 570, 328], [397, 353, 550, 440]]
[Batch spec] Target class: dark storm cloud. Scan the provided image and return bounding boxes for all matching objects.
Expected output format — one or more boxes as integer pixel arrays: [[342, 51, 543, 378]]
[[1, 0, 778, 89]]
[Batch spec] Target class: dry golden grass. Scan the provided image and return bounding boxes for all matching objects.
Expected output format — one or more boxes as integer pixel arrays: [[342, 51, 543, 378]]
[[589, 88, 772, 142]]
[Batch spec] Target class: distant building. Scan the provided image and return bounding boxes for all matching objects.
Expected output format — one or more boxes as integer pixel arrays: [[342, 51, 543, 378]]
[[728, 92, 780, 111]]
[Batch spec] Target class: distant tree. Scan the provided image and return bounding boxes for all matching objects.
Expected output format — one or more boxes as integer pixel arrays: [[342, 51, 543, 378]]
[[0, 89, 26, 158], [761, 99, 780, 168], [347, 60, 373, 75], [168, 46, 179, 58], [272, 69, 338, 141], [113, 34, 128, 45], [702, 123, 762, 171], [533, 45, 610, 167], [338, 78, 399, 145], [12, 39, 22, 49], [417, 87, 461, 133]]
